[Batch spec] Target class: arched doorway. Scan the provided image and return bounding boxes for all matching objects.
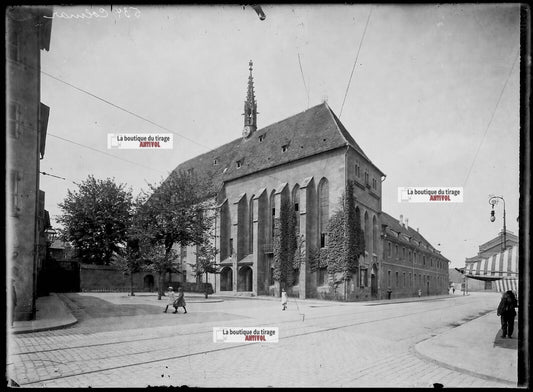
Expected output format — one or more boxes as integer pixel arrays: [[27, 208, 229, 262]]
[[143, 274, 154, 292], [370, 264, 378, 299], [220, 267, 233, 291], [238, 265, 253, 291]]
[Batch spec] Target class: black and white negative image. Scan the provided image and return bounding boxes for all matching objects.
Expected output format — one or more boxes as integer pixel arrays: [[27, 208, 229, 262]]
[[5, 4, 530, 388]]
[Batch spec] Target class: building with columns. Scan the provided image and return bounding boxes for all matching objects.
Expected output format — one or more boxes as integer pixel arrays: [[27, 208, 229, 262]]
[[171, 61, 448, 300]]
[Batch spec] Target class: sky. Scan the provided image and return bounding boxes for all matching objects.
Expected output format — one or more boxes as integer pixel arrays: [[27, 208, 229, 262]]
[[38, 4, 521, 269]]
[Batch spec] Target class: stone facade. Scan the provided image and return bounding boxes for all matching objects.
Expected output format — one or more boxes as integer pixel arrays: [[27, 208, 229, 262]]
[[6, 7, 52, 320], [79, 264, 157, 293]]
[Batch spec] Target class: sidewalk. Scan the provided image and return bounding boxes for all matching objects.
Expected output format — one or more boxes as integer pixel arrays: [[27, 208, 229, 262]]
[[9, 293, 77, 334], [415, 310, 518, 385]]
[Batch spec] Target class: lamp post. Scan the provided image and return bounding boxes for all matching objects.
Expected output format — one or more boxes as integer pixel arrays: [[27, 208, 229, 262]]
[[489, 196, 507, 251], [42, 227, 57, 296], [44, 227, 58, 256]]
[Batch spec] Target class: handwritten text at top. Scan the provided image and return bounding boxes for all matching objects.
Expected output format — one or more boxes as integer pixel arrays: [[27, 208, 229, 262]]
[[44, 7, 141, 20]]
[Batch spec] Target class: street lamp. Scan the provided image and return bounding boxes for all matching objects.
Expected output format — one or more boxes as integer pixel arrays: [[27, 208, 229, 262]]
[[488, 195, 507, 251]]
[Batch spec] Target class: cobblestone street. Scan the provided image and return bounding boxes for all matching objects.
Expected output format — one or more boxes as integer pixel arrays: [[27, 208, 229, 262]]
[[7, 292, 516, 388]]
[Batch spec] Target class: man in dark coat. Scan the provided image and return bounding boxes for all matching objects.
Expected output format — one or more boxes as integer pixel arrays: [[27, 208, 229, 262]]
[[497, 290, 518, 338]]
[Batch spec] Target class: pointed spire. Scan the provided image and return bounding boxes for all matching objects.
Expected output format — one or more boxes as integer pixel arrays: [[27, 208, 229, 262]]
[[247, 60, 256, 105], [243, 60, 257, 136]]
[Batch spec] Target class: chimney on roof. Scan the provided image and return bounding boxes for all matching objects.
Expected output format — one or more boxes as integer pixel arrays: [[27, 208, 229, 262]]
[[399, 214, 403, 227], [405, 217, 409, 230], [416, 227, 419, 233]]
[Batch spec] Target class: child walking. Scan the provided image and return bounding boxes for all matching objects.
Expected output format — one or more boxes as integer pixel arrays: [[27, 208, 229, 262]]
[[163, 286, 176, 313]]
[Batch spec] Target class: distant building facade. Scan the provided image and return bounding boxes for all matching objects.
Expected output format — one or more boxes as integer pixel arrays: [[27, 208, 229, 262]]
[[6, 6, 52, 320], [167, 61, 449, 300], [464, 230, 518, 292], [381, 213, 450, 299]]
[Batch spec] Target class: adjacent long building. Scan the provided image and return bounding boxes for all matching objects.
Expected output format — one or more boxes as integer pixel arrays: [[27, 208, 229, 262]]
[[171, 61, 449, 300]]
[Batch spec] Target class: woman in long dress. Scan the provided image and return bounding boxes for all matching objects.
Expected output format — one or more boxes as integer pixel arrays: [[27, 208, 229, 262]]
[[175, 287, 187, 314]]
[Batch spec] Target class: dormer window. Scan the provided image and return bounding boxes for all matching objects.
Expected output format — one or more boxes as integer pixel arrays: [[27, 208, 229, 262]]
[[259, 134, 265, 142], [282, 145, 289, 152], [213, 158, 218, 165], [236, 160, 243, 168]]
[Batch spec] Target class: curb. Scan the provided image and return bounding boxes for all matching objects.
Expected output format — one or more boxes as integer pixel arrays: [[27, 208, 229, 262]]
[[10, 293, 78, 335]]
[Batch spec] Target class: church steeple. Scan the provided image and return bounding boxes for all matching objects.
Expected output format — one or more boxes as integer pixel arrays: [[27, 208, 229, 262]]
[[242, 60, 257, 138]]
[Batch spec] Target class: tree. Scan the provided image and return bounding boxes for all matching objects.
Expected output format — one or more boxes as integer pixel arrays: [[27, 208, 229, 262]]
[[345, 181, 359, 274], [143, 244, 180, 299], [111, 245, 143, 296], [134, 170, 215, 299], [57, 175, 133, 265], [191, 239, 219, 298], [323, 183, 367, 300], [273, 198, 298, 291]]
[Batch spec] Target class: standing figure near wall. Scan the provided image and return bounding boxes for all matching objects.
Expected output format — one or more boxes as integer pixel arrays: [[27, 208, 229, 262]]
[[497, 290, 517, 338]]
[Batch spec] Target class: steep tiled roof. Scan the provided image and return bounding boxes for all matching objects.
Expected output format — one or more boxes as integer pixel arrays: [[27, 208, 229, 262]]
[[381, 211, 447, 260], [172, 102, 382, 190]]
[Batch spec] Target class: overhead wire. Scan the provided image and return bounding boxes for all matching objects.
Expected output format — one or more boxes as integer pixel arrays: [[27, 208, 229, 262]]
[[462, 49, 519, 187], [339, 6, 373, 118], [48, 133, 168, 175], [297, 53, 310, 109], [41, 70, 210, 151], [41, 68, 289, 186], [40, 171, 66, 180]]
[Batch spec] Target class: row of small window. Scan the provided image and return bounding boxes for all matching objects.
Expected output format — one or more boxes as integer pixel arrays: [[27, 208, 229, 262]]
[[387, 271, 447, 289], [213, 139, 291, 168], [354, 162, 377, 190], [387, 242, 446, 269]]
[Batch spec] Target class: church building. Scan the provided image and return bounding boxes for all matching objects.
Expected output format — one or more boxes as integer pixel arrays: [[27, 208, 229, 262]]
[[171, 61, 448, 300]]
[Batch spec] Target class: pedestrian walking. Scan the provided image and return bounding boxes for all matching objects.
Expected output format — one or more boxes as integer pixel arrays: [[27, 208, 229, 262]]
[[452, 285, 455, 295], [281, 288, 287, 311], [387, 287, 392, 300], [163, 286, 176, 313], [174, 287, 187, 314], [497, 290, 518, 338], [418, 288, 422, 298]]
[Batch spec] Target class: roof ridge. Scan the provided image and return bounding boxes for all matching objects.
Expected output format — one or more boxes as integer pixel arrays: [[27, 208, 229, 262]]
[[177, 104, 328, 166], [324, 105, 385, 176], [255, 102, 327, 135]]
